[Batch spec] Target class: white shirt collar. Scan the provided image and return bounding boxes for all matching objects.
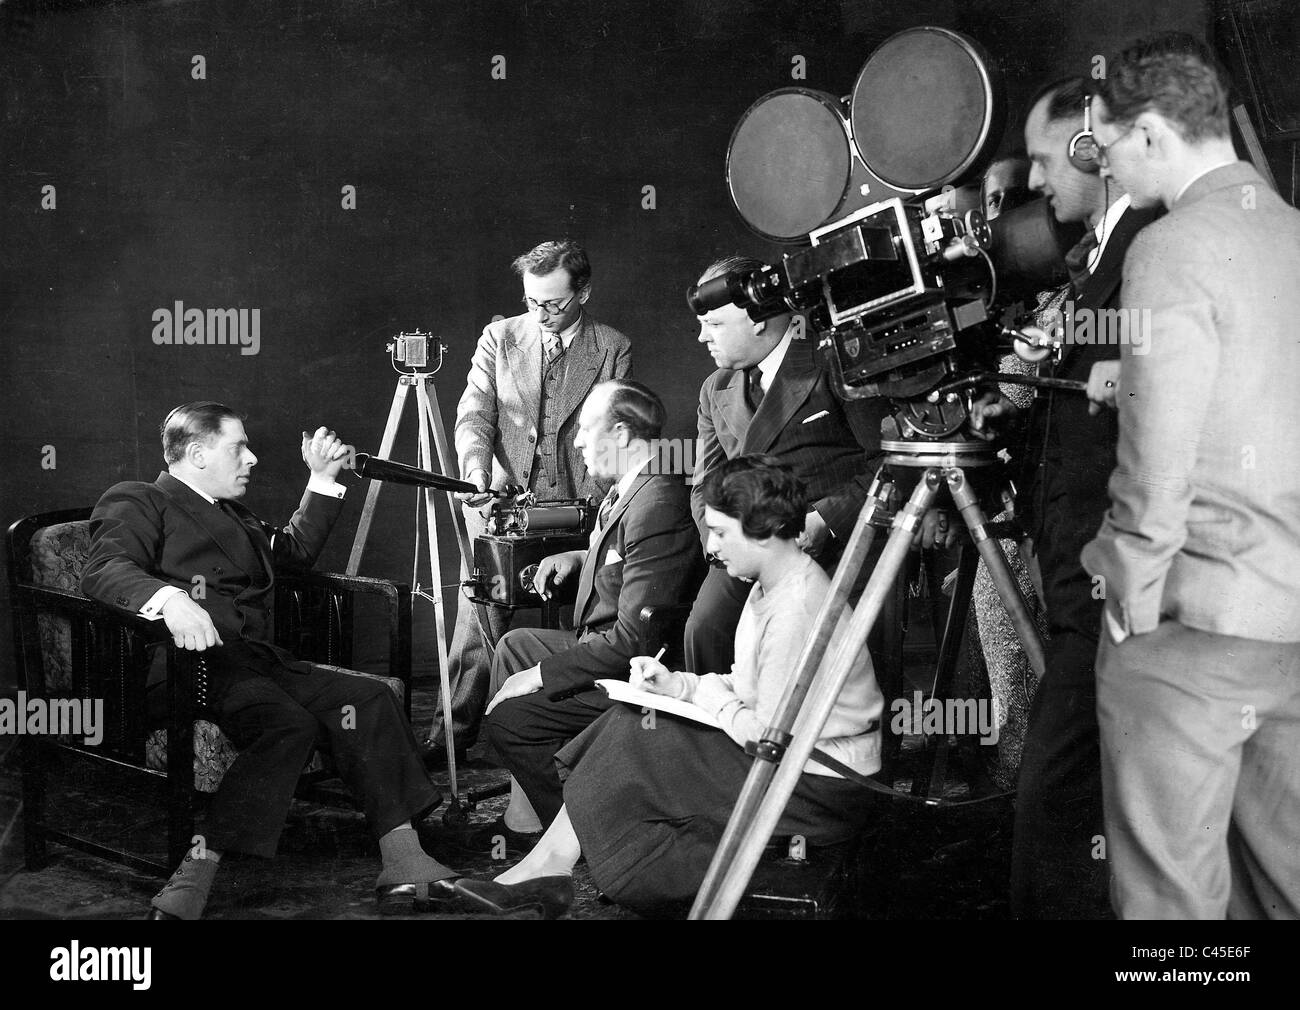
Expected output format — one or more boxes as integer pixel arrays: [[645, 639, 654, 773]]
[[754, 319, 796, 392], [615, 453, 653, 500], [1173, 158, 1240, 205], [170, 470, 217, 505], [1088, 193, 1131, 274]]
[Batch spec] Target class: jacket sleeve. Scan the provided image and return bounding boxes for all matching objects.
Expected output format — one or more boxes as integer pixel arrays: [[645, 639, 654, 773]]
[[1080, 226, 1218, 636], [540, 488, 702, 699], [689, 379, 725, 540], [455, 324, 501, 481], [810, 390, 889, 539], [80, 485, 178, 614], [265, 490, 345, 571]]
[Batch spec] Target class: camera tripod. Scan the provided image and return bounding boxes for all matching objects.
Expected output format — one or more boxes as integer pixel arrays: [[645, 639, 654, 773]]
[[689, 438, 1046, 920], [347, 360, 475, 796]]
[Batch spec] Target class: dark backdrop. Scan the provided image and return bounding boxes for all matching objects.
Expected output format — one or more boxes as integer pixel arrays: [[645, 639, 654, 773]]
[[0, 0, 1206, 685]]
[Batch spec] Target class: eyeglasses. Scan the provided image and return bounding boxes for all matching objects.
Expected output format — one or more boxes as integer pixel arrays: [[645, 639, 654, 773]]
[[1096, 123, 1139, 168], [522, 292, 577, 316]]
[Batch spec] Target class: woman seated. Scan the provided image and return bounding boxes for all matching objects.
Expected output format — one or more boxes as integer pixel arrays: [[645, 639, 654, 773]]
[[453, 453, 884, 918]]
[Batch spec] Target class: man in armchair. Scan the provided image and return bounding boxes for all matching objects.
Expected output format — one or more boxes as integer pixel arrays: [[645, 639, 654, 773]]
[[81, 401, 459, 919]]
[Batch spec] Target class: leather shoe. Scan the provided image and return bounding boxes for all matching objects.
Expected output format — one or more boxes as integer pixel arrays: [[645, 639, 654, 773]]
[[453, 874, 574, 919], [444, 815, 541, 855], [144, 907, 182, 920], [375, 877, 473, 915]]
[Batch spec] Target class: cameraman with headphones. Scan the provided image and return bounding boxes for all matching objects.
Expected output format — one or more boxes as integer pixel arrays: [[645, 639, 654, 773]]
[[971, 76, 1159, 918]]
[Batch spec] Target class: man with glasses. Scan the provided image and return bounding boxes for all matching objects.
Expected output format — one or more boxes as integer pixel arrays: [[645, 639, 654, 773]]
[[436, 240, 632, 754], [1080, 33, 1300, 919], [970, 76, 1158, 919]]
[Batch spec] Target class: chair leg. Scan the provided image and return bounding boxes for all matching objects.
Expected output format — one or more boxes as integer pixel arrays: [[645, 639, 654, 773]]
[[20, 739, 49, 870]]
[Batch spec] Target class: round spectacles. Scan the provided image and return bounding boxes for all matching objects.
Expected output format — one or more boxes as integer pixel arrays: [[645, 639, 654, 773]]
[[1096, 123, 1138, 168], [522, 292, 577, 316]]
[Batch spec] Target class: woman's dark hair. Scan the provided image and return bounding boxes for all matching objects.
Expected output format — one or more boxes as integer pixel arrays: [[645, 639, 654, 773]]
[[701, 453, 807, 540]]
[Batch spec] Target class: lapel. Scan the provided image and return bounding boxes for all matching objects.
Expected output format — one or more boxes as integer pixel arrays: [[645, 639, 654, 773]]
[[573, 470, 651, 626], [549, 315, 606, 430], [740, 338, 819, 455], [155, 472, 269, 583], [713, 370, 752, 453], [502, 318, 544, 419], [1062, 205, 1160, 371]]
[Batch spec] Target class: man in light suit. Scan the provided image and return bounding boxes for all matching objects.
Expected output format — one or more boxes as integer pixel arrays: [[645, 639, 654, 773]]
[[81, 403, 458, 918], [685, 255, 891, 680], [973, 76, 1159, 919], [472, 380, 706, 843], [438, 240, 633, 751], [1080, 33, 1300, 919]]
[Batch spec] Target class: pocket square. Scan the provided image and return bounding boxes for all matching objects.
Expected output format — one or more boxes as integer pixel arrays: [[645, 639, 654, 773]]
[[801, 410, 829, 424], [604, 549, 623, 565]]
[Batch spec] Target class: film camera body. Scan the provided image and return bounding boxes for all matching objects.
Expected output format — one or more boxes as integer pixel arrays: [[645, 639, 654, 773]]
[[693, 27, 1081, 445], [462, 492, 599, 609]]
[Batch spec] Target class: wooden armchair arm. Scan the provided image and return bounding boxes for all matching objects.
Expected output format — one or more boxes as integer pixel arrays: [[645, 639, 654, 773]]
[[637, 602, 693, 667]]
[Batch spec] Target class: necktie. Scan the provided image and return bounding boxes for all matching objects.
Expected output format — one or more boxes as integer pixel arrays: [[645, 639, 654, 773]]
[[1064, 229, 1100, 291], [542, 332, 562, 369], [745, 367, 765, 411], [597, 485, 620, 530]]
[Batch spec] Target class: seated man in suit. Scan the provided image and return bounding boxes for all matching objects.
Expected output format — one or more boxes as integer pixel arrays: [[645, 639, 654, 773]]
[[469, 380, 706, 848], [439, 239, 633, 754], [685, 255, 892, 679], [81, 402, 459, 919]]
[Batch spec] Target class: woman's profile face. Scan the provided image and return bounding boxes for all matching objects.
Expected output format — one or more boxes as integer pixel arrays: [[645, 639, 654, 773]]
[[703, 505, 764, 580]]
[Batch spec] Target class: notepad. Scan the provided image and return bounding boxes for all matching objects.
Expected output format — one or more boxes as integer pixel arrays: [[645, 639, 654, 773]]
[[595, 679, 722, 729]]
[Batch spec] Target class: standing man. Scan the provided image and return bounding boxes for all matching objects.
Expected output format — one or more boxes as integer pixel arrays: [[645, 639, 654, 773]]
[[476, 380, 706, 842], [440, 240, 633, 752], [81, 403, 458, 918], [1081, 33, 1300, 919], [972, 76, 1159, 918], [685, 256, 889, 680]]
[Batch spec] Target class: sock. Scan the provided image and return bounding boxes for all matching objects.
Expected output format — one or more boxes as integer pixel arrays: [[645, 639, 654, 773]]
[[502, 778, 543, 833], [375, 825, 457, 888], [151, 852, 220, 920]]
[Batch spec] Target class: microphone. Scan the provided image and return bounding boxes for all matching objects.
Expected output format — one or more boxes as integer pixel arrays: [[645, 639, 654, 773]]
[[351, 453, 483, 494]]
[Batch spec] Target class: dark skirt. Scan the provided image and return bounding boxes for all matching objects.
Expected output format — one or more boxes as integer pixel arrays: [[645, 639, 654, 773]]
[[556, 704, 873, 918]]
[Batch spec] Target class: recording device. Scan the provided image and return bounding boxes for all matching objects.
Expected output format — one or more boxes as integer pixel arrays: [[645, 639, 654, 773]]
[[388, 330, 445, 374], [693, 26, 1084, 441], [462, 491, 598, 609]]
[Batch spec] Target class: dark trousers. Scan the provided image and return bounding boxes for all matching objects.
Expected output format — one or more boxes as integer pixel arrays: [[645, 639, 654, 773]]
[[481, 627, 612, 826], [1010, 484, 1110, 918], [203, 654, 441, 858], [683, 566, 753, 677]]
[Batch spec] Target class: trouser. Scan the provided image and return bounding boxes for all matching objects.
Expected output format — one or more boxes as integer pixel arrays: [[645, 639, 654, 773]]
[[1096, 619, 1300, 919], [203, 655, 440, 858], [480, 626, 610, 827]]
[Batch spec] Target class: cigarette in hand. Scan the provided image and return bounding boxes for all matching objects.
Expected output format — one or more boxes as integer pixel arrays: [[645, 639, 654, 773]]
[[653, 646, 666, 663]]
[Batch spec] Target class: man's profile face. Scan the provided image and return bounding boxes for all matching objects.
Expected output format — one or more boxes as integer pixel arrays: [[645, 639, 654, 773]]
[[696, 299, 763, 371], [195, 417, 257, 500], [572, 387, 624, 480], [1025, 99, 1096, 224], [522, 267, 585, 334], [1093, 96, 1161, 210]]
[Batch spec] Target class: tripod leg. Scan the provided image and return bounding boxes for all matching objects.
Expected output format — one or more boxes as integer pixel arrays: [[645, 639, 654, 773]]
[[946, 469, 1045, 681], [691, 468, 937, 920], [347, 379, 410, 576], [414, 385, 459, 797], [911, 543, 980, 799]]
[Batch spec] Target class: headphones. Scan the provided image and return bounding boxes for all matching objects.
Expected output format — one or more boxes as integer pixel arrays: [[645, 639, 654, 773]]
[[1068, 93, 1101, 173]]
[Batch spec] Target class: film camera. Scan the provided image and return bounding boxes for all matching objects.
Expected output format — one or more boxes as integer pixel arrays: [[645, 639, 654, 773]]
[[691, 26, 1081, 444], [461, 492, 598, 609]]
